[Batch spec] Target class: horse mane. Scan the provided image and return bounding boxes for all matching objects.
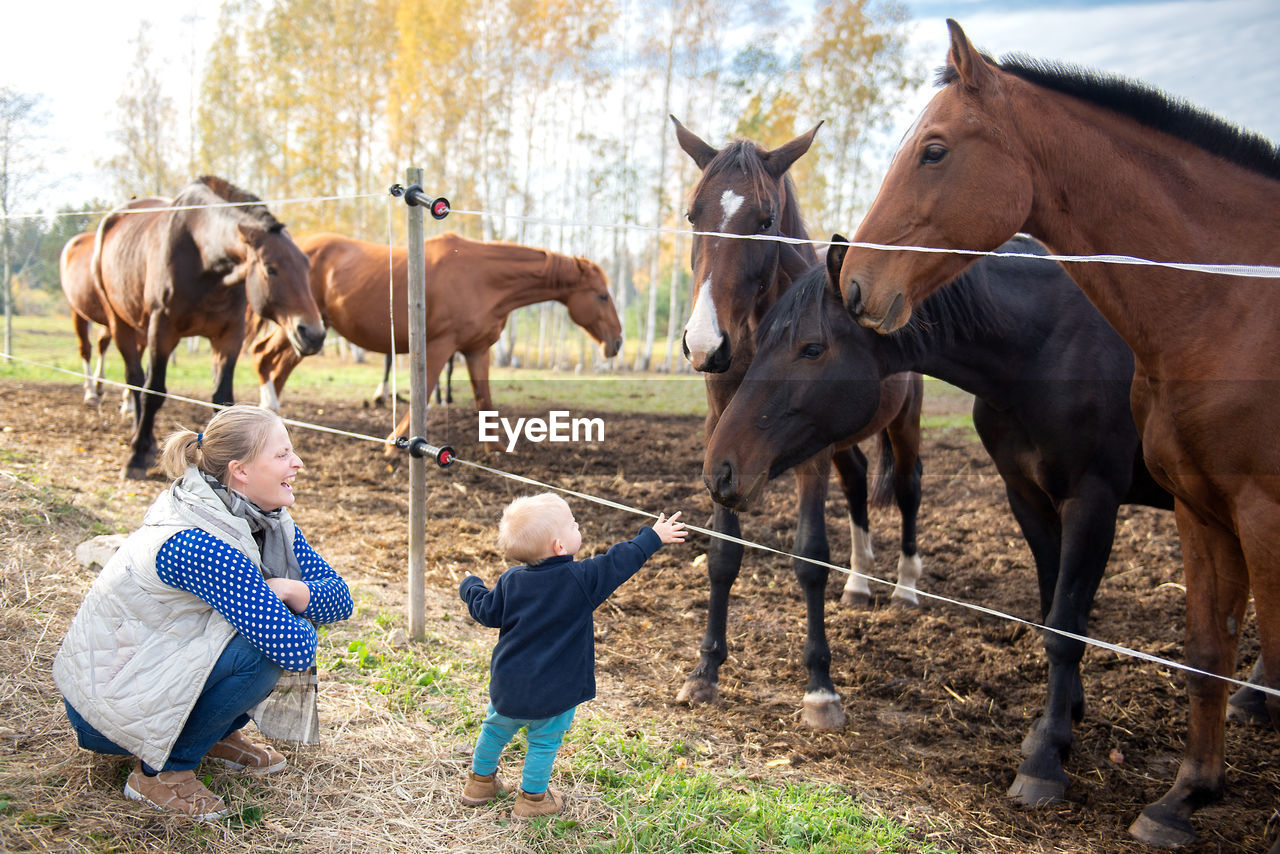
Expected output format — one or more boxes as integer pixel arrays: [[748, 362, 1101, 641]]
[[694, 140, 812, 247], [541, 250, 583, 288], [939, 57, 1280, 181], [757, 264, 838, 352], [180, 175, 286, 231]]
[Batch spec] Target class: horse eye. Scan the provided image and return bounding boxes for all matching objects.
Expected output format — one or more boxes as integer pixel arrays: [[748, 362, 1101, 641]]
[[799, 343, 826, 360], [921, 144, 947, 165], [685, 211, 694, 224], [760, 215, 775, 232], [598, 293, 609, 302], [266, 265, 279, 276]]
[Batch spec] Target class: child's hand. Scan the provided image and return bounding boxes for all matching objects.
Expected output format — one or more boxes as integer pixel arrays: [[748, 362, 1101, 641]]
[[653, 511, 687, 545]]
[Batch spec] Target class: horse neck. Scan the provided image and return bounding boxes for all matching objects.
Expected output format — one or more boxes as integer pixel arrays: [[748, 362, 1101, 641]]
[[478, 244, 583, 315], [1013, 83, 1280, 374]]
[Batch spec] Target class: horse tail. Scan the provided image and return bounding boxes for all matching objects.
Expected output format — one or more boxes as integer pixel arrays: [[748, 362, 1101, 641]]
[[869, 430, 896, 509]]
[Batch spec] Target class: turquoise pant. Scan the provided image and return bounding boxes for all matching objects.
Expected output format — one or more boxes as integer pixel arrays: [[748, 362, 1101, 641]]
[[471, 703, 575, 794]]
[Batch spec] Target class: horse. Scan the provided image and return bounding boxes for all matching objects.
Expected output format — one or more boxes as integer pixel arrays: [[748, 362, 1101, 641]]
[[59, 231, 137, 408], [246, 232, 624, 444], [836, 20, 1280, 849], [92, 176, 325, 479], [672, 117, 926, 729], [707, 232, 1182, 808]]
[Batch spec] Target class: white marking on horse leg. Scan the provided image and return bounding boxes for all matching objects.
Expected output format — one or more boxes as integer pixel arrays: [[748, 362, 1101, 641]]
[[120, 389, 133, 418], [372, 379, 388, 406], [843, 521, 874, 599], [682, 278, 724, 366], [891, 552, 923, 607], [802, 688, 841, 706], [718, 189, 744, 231], [81, 358, 98, 402], [259, 382, 281, 412]]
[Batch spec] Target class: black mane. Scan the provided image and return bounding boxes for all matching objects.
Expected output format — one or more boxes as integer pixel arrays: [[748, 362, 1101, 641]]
[[940, 56, 1280, 182]]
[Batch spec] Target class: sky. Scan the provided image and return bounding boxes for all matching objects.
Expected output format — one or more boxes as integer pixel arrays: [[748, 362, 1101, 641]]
[[2, 0, 1278, 214]]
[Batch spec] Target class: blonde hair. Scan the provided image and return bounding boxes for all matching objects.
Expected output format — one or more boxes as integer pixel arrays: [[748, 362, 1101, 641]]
[[498, 492, 571, 564], [159, 405, 286, 484]]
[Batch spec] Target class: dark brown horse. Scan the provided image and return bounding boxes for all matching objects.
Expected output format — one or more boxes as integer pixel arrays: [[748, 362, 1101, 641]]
[[92, 176, 325, 479], [247, 232, 623, 446], [673, 117, 925, 729], [838, 20, 1279, 849]]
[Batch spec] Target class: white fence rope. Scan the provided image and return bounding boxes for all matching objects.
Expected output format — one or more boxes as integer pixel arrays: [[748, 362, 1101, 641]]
[[2, 350, 1275, 702]]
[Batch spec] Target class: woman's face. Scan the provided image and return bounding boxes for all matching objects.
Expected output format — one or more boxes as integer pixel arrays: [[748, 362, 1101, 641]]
[[229, 421, 303, 511]]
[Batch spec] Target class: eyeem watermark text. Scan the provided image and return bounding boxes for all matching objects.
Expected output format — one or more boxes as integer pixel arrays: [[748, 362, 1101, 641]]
[[478, 410, 605, 452]]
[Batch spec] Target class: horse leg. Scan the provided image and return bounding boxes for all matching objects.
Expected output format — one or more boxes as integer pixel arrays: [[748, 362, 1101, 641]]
[[1009, 483, 1117, 807], [1226, 658, 1270, 724], [830, 447, 875, 607], [445, 354, 455, 404], [210, 331, 240, 407], [464, 350, 493, 412], [93, 326, 112, 403], [72, 314, 97, 404], [123, 321, 176, 479], [879, 383, 924, 608], [373, 353, 393, 408], [677, 503, 743, 706], [383, 345, 447, 455], [793, 457, 846, 730], [1129, 501, 1248, 848]]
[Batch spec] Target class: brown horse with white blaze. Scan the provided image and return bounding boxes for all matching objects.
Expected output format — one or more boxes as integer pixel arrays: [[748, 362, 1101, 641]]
[[673, 117, 925, 731], [93, 176, 325, 479], [839, 20, 1279, 849], [247, 232, 623, 446]]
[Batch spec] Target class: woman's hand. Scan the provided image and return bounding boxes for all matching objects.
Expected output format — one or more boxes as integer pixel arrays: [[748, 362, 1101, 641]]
[[265, 577, 311, 613]]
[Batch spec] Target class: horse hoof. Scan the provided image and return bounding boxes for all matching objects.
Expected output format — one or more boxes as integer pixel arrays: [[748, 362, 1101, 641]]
[[800, 695, 847, 730], [1227, 687, 1271, 727], [1129, 810, 1195, 849], [1007, 773, 1065, 807], [840, 591, 871, 608], [677, 678, 718, 705], [889, 594, 920, 611], [120, 464, 149, 481]]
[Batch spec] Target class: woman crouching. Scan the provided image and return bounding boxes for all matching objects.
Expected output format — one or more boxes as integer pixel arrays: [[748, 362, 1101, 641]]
[[53, 405, 353, 819]]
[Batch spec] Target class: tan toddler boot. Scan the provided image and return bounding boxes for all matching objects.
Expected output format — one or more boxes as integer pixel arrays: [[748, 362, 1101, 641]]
[[460, 770, 508, 806], [512, 788, 563, 819]]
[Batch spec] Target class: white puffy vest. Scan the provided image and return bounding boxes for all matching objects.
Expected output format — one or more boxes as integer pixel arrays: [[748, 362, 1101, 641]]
[[53, 468, 293, 770]]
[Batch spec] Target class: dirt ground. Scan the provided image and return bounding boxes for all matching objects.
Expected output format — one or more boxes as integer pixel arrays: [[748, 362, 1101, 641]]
[[1, 380, 1275, 853]]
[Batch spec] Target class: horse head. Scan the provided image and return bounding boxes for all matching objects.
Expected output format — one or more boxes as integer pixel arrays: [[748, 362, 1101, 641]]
[[672, 116, 821, 373], [840, 19, 1033, 333], [236, 221, 326, 358], [703, 237, 883, 511], [560, 256, 623, 359]]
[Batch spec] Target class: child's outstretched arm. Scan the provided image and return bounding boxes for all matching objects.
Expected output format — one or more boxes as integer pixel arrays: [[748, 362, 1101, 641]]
[[652, 511, 687, 545]]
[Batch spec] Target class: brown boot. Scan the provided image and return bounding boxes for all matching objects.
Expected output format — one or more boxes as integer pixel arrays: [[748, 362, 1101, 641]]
[[123, 762, 230, 821], [512, 788, 563, 819], [460, 770, 508, 806], [206, 729, 287, 774]]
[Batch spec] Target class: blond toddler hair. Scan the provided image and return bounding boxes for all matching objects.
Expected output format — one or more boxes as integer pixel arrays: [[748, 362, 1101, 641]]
[[498, 493, 571, 564]]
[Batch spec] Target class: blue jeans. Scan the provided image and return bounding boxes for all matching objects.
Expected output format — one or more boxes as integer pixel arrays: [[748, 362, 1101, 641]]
[[64, 633, 282, 774], [472, 704, 576, 794]]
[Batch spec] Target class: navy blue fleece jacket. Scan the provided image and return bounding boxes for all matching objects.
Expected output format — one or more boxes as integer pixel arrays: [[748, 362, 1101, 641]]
[[459, 526, 663, 719]]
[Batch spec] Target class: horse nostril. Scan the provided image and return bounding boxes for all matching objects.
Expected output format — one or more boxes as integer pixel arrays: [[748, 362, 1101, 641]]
[[681, 333, 691, 362], [713, 460, 738, 498], [845, 279, 864, 316]]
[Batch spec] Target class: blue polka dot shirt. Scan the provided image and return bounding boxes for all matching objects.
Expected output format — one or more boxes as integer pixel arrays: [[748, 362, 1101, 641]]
[[156, 526, 353, 671]]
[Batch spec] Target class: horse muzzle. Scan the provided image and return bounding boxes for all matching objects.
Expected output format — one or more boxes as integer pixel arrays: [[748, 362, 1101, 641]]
[[704, 459, 766, 512], [683, 331, 732, 374], [290, 322, 327, 357], [600, 337, 622, 359]]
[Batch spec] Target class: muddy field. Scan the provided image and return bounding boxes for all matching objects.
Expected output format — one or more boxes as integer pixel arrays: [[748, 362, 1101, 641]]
[[1, 380, 1274, 853]]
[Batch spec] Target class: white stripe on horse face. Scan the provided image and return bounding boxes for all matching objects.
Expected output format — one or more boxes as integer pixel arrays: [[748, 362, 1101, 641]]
[[719, 189, 744, 231], [683, 277, 724, 364]]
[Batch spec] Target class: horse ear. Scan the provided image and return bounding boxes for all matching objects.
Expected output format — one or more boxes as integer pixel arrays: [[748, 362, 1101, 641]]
[[764, 121, 822, 179], [671, 115, 718, 171], [826, 234, 849, 299], [946, 19, 995, 92]]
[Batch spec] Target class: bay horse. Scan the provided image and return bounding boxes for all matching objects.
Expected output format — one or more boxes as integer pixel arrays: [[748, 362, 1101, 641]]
[[59, 231, 137, 407], [247, 232, 623, 446], [92, 176, 325, 479], [708, 234, 1178, 807], [837, 20, 1279, 848], [673, 117, 925, 729]]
